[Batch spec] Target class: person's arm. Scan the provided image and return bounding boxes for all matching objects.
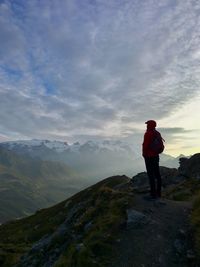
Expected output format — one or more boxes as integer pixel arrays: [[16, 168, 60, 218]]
[[142, 131, 153, 157]]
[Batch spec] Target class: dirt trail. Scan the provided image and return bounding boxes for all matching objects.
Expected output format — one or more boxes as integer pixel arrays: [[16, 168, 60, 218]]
[[110, 193, 194, 267]]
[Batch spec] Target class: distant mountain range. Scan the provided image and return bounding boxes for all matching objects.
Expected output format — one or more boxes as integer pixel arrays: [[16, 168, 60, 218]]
[[1, 139, 134, 154], [0, 139, 185, 223], [0, 146, 89, 224], [0, 139, 184, 178]]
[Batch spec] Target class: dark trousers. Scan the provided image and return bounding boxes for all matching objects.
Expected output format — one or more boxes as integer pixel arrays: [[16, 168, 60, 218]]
[[144, 156, 162, 198]]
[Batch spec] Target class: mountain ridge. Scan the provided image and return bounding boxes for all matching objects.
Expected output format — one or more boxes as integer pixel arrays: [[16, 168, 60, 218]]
[[1, 153, 200, 266], [0, 139, 184, 179], [0, 146, 88, 224], [1, 139, 135, 154]]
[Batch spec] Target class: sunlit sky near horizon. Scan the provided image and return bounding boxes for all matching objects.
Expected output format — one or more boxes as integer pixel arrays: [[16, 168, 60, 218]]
[[0, 0, 200, 157]]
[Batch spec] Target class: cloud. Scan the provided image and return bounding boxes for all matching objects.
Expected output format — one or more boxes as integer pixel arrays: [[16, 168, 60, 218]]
[[158, 127, 194, 134], [0, 0, 200, 143]]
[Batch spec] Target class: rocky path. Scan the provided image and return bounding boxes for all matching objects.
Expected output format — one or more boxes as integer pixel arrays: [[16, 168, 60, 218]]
[[110, 193, 195, 267]]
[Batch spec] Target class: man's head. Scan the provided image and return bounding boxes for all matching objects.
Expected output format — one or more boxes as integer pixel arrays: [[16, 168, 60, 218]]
[[145, 120, 157, 129]]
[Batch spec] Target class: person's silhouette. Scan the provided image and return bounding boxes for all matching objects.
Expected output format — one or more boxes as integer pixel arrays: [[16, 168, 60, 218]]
[[142, 120, 163, 199]]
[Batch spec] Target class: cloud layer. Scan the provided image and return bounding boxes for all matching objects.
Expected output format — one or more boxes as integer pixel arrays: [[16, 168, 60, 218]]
[[0, 0, 200, 144]]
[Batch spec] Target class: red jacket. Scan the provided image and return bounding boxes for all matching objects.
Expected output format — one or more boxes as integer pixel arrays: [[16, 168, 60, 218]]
[[142, 128, 161, 157]]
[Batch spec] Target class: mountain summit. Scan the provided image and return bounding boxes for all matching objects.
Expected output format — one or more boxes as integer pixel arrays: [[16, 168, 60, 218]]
[[1, 154, 200, 266]]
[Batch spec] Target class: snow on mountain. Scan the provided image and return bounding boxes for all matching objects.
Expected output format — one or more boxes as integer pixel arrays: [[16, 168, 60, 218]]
[[1, 139, 134, 154], [80, 140, 133, 152], [44, 140, 69, 152], [1, 139, 69, 153], [0, 139, 181, 180]]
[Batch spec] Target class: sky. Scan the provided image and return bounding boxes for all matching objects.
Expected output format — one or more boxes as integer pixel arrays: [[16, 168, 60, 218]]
[[0, 0, 200, 156]]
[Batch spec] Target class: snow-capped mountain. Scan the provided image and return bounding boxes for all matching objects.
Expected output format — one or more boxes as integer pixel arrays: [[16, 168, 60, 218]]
[[0, 139, 138, 179], [0, 139, 181, 179], [1, 139, 135, 155], [1, 139, 69, 153]]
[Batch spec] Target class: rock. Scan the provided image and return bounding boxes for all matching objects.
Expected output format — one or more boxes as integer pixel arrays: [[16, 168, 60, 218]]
[[179, 153, 200, 179], [64, 200, 72, 208], [143, 208, 153, 214], [156, 234, 161, 240], [31, 234, 52, 252], [155, 199, 167, 205], [113, 179, 131, 190], [131, 167, 180, 191], [159, 167, 180, 186], [34, 224, 39, 230], [54, 248, 60, 255], [178, 229, 186, 237], [174, 239, 185, 254], [186, 249, 195, 259], [126, 209, 149, 228], [16, 201, 89, 266], [84, 221, 93, 232], [73, 234, 83, 241], [158, 255, 164, 264], [131, 172, 148, 188], [76, 243, 85, 251]]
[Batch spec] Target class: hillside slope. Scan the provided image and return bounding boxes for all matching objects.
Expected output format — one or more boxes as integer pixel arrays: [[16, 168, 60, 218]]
[[1, 153, 200, 266], [0, 175, 131, 267], [0, 147, 87, 223]]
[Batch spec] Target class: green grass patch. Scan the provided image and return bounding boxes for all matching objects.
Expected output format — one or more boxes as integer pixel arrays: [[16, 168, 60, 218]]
[[191, 192, 200, 262], [0, 175, 131, 267], [164, 178, 200, 201]]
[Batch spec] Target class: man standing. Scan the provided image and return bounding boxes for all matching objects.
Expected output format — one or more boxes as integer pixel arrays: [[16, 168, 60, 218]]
[[142, 120, 164, 199]]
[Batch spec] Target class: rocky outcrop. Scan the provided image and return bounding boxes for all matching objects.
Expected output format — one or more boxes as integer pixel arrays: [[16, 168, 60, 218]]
[[3, 175, 130, 267], [179, 153, 200, 179], [126, 209, 150, 228], [16, 201, 88, 267], [131, 166, 179, 191], [1, 155, 200, 267]]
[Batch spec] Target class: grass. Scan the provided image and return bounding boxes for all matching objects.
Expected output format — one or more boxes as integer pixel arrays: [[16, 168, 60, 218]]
[[163, 178, 200, 201], [190, 192, 200, 261], [0, 199, 70, 266], [0, 146, 82, 224], [162, 176, 200, 264], [56, 181, 131, 267], [0, 175, 131, 267], [163, 176, 200, 264]]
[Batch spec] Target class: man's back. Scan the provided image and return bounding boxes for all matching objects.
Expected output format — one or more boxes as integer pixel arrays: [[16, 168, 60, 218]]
[[142, 120, 162, 199]]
